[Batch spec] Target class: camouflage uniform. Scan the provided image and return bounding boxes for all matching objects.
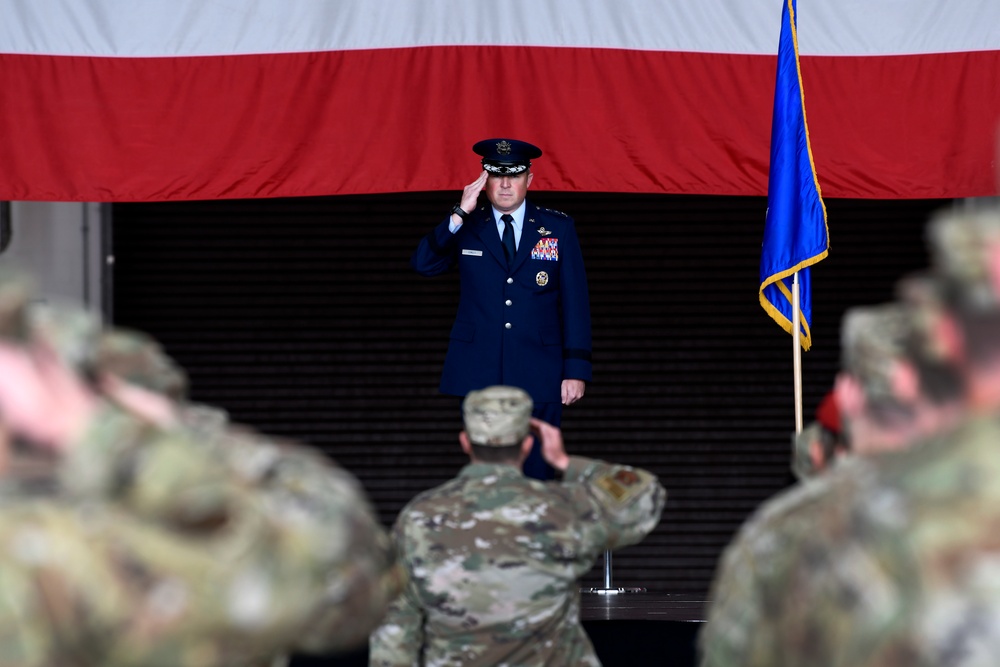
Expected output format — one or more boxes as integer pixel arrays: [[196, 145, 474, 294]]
[[28, 289, 406, 655], [702, 414, 1000, 667], [700, 301, 940, 667], [0, 272, 402, 664], [701, 207, 1000, 667], [180, 407, 405, 655], [0, 401, 344, 666], [370, 386, 666, 667]]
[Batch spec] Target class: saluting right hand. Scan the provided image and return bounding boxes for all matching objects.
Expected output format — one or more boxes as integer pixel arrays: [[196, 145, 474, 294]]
[[99, 373, 178, 430], [530, 417, 570, 473], [454, 171, 488, 224], [0, 343, 97, 453]]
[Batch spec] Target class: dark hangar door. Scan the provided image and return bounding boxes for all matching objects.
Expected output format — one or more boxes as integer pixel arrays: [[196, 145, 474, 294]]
[[111, 192, 943, 593]]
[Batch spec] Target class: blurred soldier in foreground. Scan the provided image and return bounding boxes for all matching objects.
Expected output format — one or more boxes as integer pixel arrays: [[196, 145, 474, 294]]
[[369, 385, 666, 667], [833, 299, 965, 456], [75, 325, 404, 657], [0, 271, 401, 665], [700, 291, 966, 667]]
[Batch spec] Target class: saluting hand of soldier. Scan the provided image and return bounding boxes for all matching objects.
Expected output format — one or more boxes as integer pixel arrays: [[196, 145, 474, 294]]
[[530, 417, 570, 472], [99, 373, 178, 429], [454, 171, 488, 223], [0, 342, 96, 452]]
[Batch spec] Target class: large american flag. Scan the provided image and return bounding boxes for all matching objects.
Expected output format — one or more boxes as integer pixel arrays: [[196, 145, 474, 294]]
[[0, 0, 997, 202]]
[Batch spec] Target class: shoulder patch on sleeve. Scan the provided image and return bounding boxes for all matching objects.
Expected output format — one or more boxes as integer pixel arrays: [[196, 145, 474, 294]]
[[595, 468, 646, 504]]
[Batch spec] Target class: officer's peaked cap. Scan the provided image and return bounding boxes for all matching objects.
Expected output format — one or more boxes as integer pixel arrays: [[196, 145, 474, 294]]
[[473, 138, 542, 176]]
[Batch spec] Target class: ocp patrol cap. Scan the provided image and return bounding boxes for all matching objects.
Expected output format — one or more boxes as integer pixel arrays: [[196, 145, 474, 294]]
[[24, 301, 189, 400], [94, 328, 189, 401], [26, 302, 102, 371], [840, 303, 921, 401], [893, 271, 954, 363], [473, 138, 542, 176], [926, 206, 1000, 310], [463, 385, 533, 446]]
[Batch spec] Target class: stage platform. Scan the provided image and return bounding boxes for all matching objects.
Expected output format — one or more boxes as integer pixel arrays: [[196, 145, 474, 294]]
[[289, 593, 706, 667]]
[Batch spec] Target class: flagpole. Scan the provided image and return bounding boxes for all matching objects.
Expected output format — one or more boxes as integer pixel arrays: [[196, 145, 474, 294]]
[[792, 272, 803, 434], [762, 0, 827, 437]]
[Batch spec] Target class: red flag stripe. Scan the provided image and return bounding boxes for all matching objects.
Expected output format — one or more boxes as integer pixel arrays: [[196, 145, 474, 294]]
[[0, 46, 997, 201]]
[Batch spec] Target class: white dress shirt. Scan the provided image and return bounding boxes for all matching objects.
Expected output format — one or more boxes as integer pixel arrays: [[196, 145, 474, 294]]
[[449, 201, 526, 250]]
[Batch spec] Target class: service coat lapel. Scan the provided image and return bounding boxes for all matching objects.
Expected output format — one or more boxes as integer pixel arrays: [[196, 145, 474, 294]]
[[509, 202, 541, 274], [471, 209, 507, 268]]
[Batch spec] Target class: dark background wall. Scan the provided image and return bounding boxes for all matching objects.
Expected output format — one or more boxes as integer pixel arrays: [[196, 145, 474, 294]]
[[111, 192, 945, 593]]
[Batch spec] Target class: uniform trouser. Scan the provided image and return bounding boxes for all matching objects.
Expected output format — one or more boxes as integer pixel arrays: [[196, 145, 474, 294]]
[[457, 400, 559, 481]]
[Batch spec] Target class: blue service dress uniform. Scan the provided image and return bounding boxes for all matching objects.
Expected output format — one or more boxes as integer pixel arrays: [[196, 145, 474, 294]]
[[412, 200, 592, 455]]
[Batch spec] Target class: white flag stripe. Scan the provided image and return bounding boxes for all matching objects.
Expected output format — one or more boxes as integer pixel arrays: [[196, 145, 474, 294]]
[[1, 0, 998, 58]]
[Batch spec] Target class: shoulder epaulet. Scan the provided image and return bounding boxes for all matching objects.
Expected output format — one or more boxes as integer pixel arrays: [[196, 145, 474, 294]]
[[538, 207, 569, 218]]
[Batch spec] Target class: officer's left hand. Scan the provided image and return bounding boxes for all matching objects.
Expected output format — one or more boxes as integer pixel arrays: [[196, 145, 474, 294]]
[[561, 379, 586, 406]]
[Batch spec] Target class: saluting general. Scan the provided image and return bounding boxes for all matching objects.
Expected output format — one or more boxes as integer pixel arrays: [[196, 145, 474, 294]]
[[411, 138, 592, 478]]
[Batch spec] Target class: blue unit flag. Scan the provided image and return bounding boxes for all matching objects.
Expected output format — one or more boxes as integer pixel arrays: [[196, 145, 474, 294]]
[[759, 0, 829, 351]]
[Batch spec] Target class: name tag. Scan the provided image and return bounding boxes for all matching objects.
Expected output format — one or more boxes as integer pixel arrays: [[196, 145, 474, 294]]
[[462, 249, 483, 257]]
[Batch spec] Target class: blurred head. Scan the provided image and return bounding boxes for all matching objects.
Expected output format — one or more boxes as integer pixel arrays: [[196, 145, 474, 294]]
[[925, 206, 1000, 411], [25, 300, 188, 404], [92, 329, 188, 401], [836, 302, 963, 455], [1, 275, 187, 432], [0, 272, 101, 456], [460, 385, 534, 464], [0, 270, 189, 459], [26, 302, 103, 374], [926, 206, 1000, 312]]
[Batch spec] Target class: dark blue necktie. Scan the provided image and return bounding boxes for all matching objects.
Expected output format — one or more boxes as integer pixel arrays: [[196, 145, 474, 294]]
[[501, 214, 516, 266]]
